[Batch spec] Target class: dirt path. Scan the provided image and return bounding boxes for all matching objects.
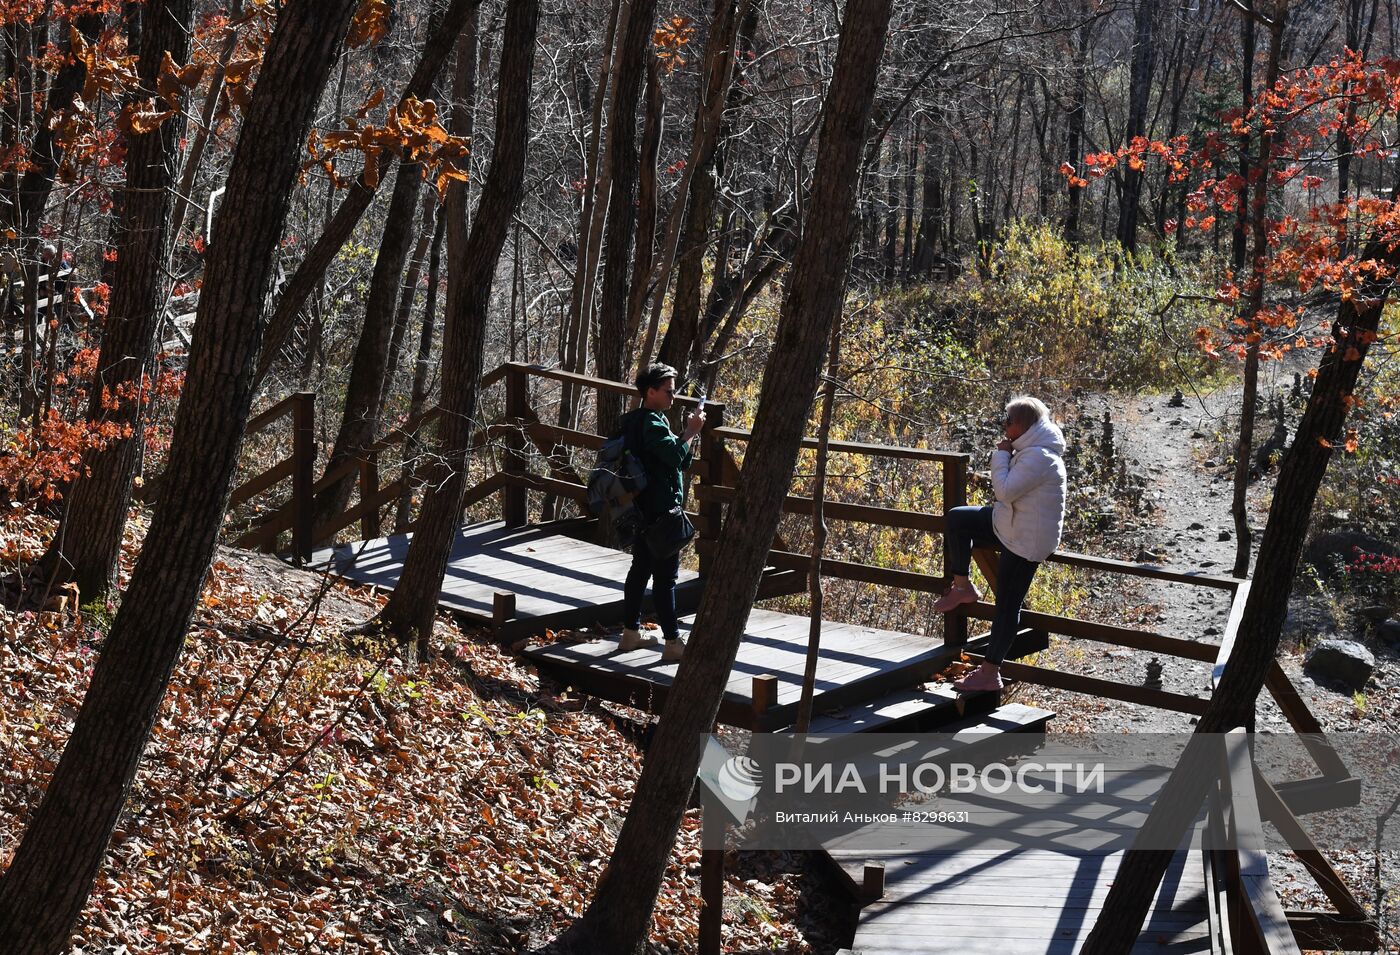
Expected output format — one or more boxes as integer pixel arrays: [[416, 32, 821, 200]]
[[1014, 359, 1334, 733]]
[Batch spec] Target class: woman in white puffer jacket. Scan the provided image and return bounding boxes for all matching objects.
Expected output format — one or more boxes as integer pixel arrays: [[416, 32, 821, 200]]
[[933, 396, 1067, 693]]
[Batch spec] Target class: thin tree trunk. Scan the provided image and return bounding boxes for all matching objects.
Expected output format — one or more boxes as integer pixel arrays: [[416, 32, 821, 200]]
[[795, 312, 842, 734], [254, 0, 482, 391], [169, 0, 246, 245], [1116, 0, 1157, 254], [375, 0, 540, 659], [316, 157, 429, 527], [593, 0, 658, 441], [382, 189, 438, 414], [558, 0, 624, 430], [623, 55, 663, 359], [654, 0, 761, 383], [1231, 4, 1286, 579], [35, 0, 195, 602], [0, 4, 358, 950], [635, 0, 749, 367], [562, 3, 893, 949], [395, 203, 448, 532]]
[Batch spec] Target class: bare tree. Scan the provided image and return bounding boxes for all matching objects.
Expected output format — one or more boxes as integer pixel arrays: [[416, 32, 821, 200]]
[[0, 2, 360, 949], [374, 0, 541, 657], [560, 0, 894, 948]]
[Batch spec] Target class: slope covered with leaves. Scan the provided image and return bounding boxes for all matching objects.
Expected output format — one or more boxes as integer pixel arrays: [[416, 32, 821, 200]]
[[0, 521, 817, 953]]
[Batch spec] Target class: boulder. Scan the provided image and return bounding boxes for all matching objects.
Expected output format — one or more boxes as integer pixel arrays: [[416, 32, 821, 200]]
[[1304, 639, 1375, 691], [1376, 619, 1400, 650]]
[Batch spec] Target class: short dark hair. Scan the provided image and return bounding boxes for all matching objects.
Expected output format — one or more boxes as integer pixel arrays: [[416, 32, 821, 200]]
[[635, 362, 678, 396]]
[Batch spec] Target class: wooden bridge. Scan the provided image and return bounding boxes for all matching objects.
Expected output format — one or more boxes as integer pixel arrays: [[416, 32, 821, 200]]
[[224, 362, 1378, 954]]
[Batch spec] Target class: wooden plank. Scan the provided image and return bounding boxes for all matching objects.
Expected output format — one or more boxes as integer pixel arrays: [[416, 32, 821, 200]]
[[695, 483, 946, 532], [1254, 774, 1366, 919], [962, 601, 1218, 663], [1212, 578, 1252, 687], [230, 456, 294, 508], [712, 425, 970, 465], [981, 657, 1212, 715], [245, 392, 299, 434], [1048, 549, 1242, 590]]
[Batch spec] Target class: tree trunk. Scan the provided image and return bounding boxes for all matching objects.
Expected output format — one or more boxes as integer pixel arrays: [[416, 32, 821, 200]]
[[623, 55, 663, 360], [1081, 217, 1397, 955], [35, 0, 195, 602], [561, 1, 893, 949], [169, 0, 246, 245], [395, 203, 448, 532], [636, 0, 749, 367], [6, 12, 104, 423], [910, 121, 944, 277], [253, 0, 482, 391], [316, 157, 428, 527], [655, 0, 760, 383], [375, 0, 540, 658], [1116, 0, 1157, 254], [593, 0, 657, 442], [558, 0, 624, 432], [1232, 4, 1286, 579], [0, 3, 358, 950], [382, 189, 438, 414]]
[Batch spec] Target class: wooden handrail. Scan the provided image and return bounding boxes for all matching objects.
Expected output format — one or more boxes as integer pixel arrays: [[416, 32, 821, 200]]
[[697, 540, 950, 593], [694, 484, 945, 533], [711, 425, 969, 465], [244, 392, 301, 434], [489, 361, 723, 413], [962, 599, 1219, 662], [1048, 550, 1242, 590]]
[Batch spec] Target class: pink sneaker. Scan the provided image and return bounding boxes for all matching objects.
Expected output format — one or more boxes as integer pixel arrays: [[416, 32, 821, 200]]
[[954, 663, 1004, 693], [933, 583, 982, 613]]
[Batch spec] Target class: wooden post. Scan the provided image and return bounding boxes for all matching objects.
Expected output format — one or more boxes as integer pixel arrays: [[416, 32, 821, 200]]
[[492, 591, 516, 630], [751, 674, 778, 716], [697, 404, 724, 578], [502, 363, 529, 526], [862, 861, 886, 901], [943, 454, 968, 648], [359, 450, 381, 540], [699, 804, 724, 955], [292, 391, 315, 563]]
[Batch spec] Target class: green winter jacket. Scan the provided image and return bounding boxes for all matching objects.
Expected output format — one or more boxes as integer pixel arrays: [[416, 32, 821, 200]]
[[625, 409, 694, 519]]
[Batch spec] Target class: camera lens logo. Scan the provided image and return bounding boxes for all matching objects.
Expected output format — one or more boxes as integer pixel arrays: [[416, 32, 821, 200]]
[[716, 756, 763, 801]]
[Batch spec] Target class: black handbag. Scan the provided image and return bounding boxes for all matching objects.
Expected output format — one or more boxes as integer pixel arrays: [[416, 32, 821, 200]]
[[643, 506, 695, 559]]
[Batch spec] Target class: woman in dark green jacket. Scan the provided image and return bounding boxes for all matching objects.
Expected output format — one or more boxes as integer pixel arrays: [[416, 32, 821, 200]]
[[619, 363, 705, 661]]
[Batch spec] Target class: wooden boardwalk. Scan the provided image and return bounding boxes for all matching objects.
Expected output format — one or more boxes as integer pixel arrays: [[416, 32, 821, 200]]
[[824, 764, 1216, 954], [833, 847, 1213, 953], [318, 519, 709, 637], [524, 607, 1048, 730]]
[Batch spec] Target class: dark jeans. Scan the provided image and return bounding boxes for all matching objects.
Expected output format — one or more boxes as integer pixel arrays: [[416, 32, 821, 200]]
[[624, 534, 681, 642], [945, 505, 1040, 665]]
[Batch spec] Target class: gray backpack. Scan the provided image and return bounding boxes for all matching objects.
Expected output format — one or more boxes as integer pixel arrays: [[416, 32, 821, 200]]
[[586, 413, 648, 546]]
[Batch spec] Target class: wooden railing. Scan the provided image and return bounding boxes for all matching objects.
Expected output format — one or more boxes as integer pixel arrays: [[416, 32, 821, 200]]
[[1204, 729, 1377, 954], [228, 392, 314, 560]]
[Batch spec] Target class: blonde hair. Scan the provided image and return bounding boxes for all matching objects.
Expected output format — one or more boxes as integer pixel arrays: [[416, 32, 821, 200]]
[[1005, 396, 1050, 428]]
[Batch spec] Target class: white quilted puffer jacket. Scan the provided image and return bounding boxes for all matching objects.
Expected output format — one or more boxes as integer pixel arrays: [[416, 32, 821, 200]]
[[990, 417, 1067, 562]]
